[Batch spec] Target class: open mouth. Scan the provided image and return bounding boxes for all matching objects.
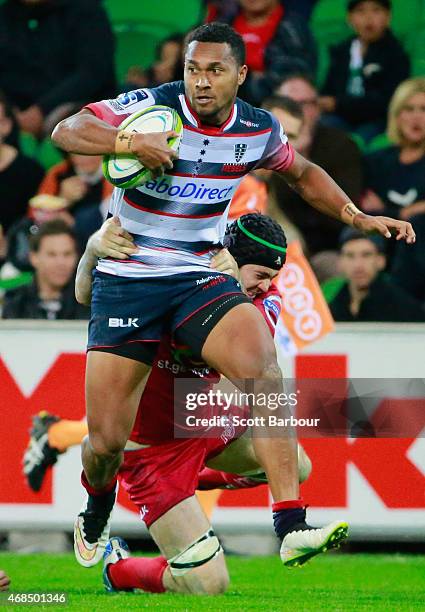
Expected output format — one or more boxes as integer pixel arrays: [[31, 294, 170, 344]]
[[196, 96, 214, 105]]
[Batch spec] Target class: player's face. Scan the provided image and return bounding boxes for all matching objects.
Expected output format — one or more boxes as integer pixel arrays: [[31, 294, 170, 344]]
[[240, 264, 278, 298], [397, 92, 425, 147], [339, 239, 385, 290], [184, 42, 247, 125], [30, 234, 78, 291], [348, 2, 390, 43], [239, 0, 278, 14]]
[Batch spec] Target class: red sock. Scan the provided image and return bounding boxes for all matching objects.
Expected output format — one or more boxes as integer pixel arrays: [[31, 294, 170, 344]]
[[81, 471, 117, 496], [108, 557, 167, 593], [198, 467, 263, 490]]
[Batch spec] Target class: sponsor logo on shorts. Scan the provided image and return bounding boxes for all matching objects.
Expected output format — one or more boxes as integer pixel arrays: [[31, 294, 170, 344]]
[[140, 505, 149, 520], [141, 177, 234, 202], [239, 118, 260, 128], [108, 318, 140, 328], [196, 275, 220, 286]]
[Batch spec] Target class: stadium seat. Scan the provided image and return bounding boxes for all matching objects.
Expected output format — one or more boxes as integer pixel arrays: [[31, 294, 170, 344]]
[[103, 0, 204, 32], [19, 133, 63, 170], [366, 132, 391, 153]]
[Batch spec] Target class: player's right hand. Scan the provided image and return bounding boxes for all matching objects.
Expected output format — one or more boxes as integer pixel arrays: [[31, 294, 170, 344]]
[[130, 131, 179, 178], [0, 569, 10, 591], [88, 217, 139, 260]]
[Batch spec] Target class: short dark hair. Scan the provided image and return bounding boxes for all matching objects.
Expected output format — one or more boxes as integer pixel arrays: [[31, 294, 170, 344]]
[[339, 227, 386, 253], [29, 220, 77, 253], [348, 0, 391, 11], [184, 22, 246, 66], [263, 95, 304, 121], [276, 72, 317, 92]]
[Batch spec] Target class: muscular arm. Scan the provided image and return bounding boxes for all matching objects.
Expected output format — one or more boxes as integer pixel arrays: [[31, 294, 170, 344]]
[[51, 109, 119, 155], [75, 243, 97, 305], [280, 150, 416, 243]]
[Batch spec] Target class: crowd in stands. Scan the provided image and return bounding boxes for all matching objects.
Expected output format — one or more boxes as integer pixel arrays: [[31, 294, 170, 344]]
[[0, 0, 424, 322]]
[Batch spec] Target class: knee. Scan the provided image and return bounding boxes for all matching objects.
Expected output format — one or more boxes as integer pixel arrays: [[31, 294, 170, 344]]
[[88, 431, 126, 458], [298, 445, 312, 483], [234, 350, 280, 381], [185, 564, 230, 595]]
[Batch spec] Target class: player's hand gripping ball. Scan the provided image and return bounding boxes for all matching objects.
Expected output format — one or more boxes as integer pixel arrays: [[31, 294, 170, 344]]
[[103, 105, 183, 189]]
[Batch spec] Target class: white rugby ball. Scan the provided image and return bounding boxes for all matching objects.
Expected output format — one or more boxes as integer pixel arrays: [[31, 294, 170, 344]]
[[103, 105, 183, 189]]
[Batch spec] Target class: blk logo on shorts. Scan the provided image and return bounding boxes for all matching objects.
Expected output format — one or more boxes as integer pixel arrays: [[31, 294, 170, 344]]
[[108, 318, 139, 328], [234, 143, 247, 162]]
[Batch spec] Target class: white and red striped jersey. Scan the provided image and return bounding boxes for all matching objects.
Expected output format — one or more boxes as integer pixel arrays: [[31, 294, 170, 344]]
[[86, 81, 294, 278]]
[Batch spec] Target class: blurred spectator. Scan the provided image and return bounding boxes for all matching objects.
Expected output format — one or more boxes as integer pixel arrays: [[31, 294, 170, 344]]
[[125, 35, 184, 90], [2, 219, 89, 319], [271, 74, 363, 255], [0, 569, 10, 591], [0, 92, 44, 233], [362, 78, 425, 220], [329, 228, 424, 322], [392, 214, 425, 303], [5, 194, 73, 273], [320, 0, 409, 142], [0, 0, 116, 137], [205, 0, 318, 22], [229, 96, 303, 224], [37, 154, 113, 217], [213, 0, 316, 105], [228, 173, 267, 220]]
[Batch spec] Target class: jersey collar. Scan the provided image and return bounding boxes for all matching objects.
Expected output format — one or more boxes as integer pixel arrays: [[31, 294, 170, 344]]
[[179, 94, 238, 133]]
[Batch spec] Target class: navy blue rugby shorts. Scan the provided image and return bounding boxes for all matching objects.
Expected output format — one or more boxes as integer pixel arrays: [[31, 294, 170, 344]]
[[87, 270, 251, 364]]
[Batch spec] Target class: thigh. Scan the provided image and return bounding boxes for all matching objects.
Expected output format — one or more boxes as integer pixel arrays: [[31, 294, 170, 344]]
[[201, 301, 277, 379], [86, 351, 150, 446], [172, 271, 250, 361], [206, 433, 260, 473]]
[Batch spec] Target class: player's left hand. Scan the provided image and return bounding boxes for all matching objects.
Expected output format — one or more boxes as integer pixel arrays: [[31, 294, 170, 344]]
[[0, 569, 10, 591], [210, 248, 239, 278], [353, 213, 416, 244]]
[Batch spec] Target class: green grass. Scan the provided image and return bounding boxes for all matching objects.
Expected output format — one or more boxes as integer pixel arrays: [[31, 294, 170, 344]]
[[0, 552, 424, 611]]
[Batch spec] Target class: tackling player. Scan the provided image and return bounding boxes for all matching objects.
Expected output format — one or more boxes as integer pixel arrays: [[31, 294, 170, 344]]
[[51, 22, 415, 570], [25, 214, 313, 593]]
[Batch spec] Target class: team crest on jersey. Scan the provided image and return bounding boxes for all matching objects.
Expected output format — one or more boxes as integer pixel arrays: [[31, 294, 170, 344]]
[[234, 143, 248, 162]]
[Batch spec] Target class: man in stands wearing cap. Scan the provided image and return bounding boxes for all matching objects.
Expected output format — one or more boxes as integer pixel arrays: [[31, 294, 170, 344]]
[[319, 0, 410, 142], [2, 219, 89, 320], [330, 228, 425, 322]]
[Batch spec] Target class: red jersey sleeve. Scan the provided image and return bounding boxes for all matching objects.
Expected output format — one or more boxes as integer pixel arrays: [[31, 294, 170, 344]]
[[253, 286, 282, 337], [84, 88, 156, 127]]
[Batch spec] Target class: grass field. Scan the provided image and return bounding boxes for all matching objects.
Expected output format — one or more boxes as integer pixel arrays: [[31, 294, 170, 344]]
[[1, 552, 424, 611]]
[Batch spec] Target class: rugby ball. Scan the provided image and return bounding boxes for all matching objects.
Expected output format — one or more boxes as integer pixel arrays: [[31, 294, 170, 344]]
[[103, 105, 183, 189]]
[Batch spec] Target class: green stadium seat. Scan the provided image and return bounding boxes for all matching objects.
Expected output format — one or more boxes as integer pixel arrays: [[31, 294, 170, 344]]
[[406, 27, 425, 76], [366, 132, 392, 153], [103, 0, 204, 33], [114, 26, 165, 81], [19, 132, 63, 170]]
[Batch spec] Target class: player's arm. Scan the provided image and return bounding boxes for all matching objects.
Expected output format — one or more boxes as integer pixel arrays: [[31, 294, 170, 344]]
[[51, 109, 178, 176], [280, 150, 416, 244], [210, 248, 241, 282], [75, 217, 138, 305]]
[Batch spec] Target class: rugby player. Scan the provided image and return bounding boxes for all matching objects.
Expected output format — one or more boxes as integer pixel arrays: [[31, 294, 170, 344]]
[[51, 22, 415, 570], [25, 214, 312, 593]]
